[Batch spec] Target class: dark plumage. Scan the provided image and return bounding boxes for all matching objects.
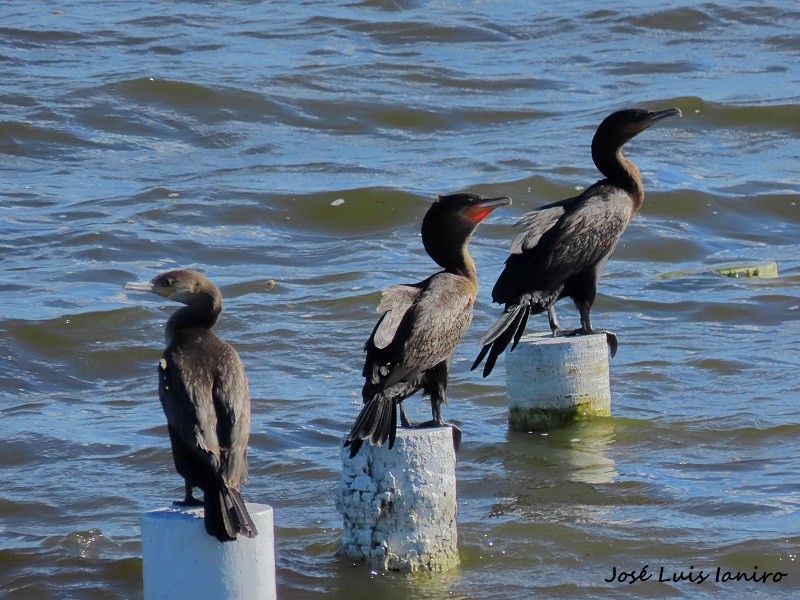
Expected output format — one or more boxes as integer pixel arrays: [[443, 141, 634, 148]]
[[473, 107, 681, 377], [125, 269, 257, 542], [344, 193, 512, 458]]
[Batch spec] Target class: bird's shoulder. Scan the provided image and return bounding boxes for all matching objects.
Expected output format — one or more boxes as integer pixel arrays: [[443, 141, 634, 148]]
[[160, 330, 247, 408], [511, 184, 632, 255], [158, 330, 249, 456], [367, 272, 473, 373], [554, 183, 633, 240], [371, 282, 425, 350], [400, 272, 474, 358]]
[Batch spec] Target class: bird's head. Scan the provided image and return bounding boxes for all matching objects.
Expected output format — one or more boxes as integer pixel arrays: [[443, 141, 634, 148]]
[[422, 193, 512, 272], [124, 269, 218, 306], [593, 107, 682, 154]]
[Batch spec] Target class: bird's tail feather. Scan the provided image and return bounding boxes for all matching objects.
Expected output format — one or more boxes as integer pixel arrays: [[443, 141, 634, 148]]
[[227, 487, 258, 538], [471, 304, 530, 377], [204, 486, 258, 542], [343, 395, 396, 458]]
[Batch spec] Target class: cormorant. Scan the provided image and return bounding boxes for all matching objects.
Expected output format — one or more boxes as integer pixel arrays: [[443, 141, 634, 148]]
[[472, 107, 681, 377], [344, 193, 512, 458], [124, 269, 257, 542]]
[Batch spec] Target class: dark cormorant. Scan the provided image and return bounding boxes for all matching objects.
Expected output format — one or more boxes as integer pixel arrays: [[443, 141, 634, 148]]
[[344, 193, 512, 458], [124, 269, 257, 542], [473, 107, 681, 377]]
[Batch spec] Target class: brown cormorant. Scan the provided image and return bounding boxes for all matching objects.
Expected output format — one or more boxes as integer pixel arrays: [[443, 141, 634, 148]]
[[124, 269, 257, 542], [344, 193, 512, 458], [472, 107, 681, 377]]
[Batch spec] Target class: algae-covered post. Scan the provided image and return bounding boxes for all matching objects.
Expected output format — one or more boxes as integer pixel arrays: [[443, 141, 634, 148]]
[[337, 427, 458, 573], [505, 333, 611, 431], [140, 504, 276, 600]]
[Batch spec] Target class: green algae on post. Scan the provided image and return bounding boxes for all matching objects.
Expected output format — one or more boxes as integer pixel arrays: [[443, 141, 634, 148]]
[[505, 333, 611, 432], [509, 401, 610, 431]]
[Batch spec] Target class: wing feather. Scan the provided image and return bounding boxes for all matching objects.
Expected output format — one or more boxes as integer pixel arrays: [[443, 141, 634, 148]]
[[383, 273, 474, 387], [158, 333, 250, 484], [509, 204, 566, 254], [372, 284, 422, 349], [494, 186, 633, 301]]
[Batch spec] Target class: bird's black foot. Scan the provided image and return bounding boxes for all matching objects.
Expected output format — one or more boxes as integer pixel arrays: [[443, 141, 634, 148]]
[[550, 327, 568, 337], [174, 483, 203, 507], [399, 404, 415, 428], [173, 495, 203, 507], [565, 327, 618, 358], [400, 413, 416, 428], [415, 419, 462, 453]]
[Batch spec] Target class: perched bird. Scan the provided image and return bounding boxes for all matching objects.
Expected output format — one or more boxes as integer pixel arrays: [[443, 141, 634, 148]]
[[473, 107, 681, 377], [344, 193, 512, 458], [124, 269, 257, 542]]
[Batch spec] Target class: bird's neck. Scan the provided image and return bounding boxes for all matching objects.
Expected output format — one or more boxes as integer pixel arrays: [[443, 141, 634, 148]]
[[436, 240, 478, 289], [422, 215, 479, 286], [593, 147, 645, 213], [165, 296, 221, 346], [454, 247, 477, 281]]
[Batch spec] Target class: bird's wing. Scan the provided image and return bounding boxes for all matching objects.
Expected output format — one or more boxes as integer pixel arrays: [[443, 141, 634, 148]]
[[158, 349, 221, 470], [539, 187, 632, 277], [210, 342, 251, 485], [494, 186, 632, 300], [509, 203, 567, 254], [372, 284, 423, 350], [209, 344, 249, 445], [383, 273, 474, 387]]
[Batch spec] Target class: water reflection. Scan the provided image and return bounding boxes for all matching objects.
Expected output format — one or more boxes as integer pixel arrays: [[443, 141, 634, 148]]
[[486, 419, 618, 522], [509, 419, 617, 483], [330, 558, 466, 600]]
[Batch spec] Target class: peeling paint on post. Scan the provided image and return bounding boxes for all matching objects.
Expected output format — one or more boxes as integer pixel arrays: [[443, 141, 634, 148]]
[[336, 427, 458, 572], [505, 333, 611, 431]]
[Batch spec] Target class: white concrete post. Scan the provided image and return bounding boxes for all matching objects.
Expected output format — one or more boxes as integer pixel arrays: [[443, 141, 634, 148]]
[[141, 503, 276, 600], [505, 333, 611, 431], [336, 427, 458, 573]]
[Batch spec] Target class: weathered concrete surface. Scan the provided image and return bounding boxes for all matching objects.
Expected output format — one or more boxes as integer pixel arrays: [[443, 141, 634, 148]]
[[337, 427, 458, 572]]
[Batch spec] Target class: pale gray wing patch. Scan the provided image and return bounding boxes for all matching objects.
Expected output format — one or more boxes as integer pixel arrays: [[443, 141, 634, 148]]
[[542, 189, 633, 275], [384, 274, 474, 386], [373, 284, 422, 349], [509, 205, 566, 254]]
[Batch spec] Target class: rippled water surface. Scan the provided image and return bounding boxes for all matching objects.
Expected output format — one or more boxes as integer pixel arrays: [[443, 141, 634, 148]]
[[2, 1, 800, 598]]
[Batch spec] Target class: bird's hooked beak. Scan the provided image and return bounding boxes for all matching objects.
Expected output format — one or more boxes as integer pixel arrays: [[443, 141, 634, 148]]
[[461, 196, 513, 223], [123, 280, 154, 293], [646, 107, 682, 125]]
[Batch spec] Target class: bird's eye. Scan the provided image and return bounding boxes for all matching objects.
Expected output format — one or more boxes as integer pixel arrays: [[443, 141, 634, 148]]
[[165, 278, 173, 287]]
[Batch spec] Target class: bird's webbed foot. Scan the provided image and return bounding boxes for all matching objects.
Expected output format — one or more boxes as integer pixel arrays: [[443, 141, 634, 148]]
[[550, 327, 568, 338], [173, 496, 203, 507], [547, 307, 566, 338], [173, 483, 203, 507], [565, 327, 618, 358]]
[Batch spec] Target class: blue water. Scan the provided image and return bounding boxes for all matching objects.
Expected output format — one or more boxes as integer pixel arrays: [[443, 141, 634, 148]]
[[1, 1, 799, 598]]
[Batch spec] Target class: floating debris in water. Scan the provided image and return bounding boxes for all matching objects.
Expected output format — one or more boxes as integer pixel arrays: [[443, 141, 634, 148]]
[[331, 198, 345, 206], [658, 261, 778, 279]]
